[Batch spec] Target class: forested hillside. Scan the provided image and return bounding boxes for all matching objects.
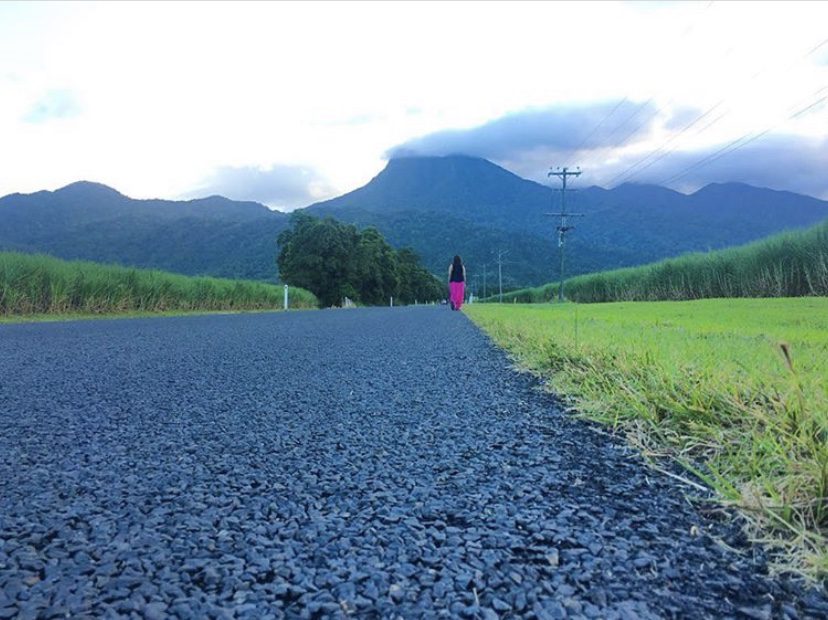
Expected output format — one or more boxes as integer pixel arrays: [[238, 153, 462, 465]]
[[3, 158, 828, 288]]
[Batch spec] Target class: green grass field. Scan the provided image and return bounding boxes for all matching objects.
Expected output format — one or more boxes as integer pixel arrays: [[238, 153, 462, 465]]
[[466, 298, 828, 577], [0, 252, 318, 317]]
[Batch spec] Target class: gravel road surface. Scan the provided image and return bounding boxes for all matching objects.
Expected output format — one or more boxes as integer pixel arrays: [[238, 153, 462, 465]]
[[0, 308, 825, 619]]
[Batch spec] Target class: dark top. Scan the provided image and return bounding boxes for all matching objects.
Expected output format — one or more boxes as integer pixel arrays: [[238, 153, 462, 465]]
[[449, 264, 465, 282]]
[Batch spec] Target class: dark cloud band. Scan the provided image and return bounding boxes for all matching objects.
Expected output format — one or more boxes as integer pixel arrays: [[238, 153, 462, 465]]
[[387, 103, 828, 199], [386, 101, 658, 161], [616, 134, 828, 198]]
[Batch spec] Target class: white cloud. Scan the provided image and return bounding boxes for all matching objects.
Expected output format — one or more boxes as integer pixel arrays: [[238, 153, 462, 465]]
[[23, 89, 81, 123], [188, 164, 334, 211], [0, 0, 826, 200]]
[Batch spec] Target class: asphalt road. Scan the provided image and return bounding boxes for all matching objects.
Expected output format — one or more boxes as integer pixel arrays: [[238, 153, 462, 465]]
[[0, 308, 825, 619]]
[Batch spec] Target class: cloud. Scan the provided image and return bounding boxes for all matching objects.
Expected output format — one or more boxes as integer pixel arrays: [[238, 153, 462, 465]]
[[597, 133, 828, 199], [386, 100, 658, 161], [811, 40, 828, 65], [24, 90, 81, 123], [664, 106, 704, 131], [190, 164, 334, 211], [313, 112, 382, 127], [386, 101, 828, 200]]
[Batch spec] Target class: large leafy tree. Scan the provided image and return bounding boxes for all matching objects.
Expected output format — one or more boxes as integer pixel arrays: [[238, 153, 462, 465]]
[[277, 213, 443, 307], [277, 213, 359, 307]]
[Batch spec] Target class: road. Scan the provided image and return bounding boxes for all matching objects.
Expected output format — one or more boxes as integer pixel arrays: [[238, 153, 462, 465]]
[[0, 308, 824, 619]]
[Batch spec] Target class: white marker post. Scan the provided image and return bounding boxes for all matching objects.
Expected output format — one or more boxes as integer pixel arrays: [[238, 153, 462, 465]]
[[284, 284, 289, 310]]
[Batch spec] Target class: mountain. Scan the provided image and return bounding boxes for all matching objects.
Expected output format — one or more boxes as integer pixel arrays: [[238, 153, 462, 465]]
[[310, 156, 550, 226], [307, 156, 828, 288], [0, 181, 289, 280], [2, 158, 828, 288]]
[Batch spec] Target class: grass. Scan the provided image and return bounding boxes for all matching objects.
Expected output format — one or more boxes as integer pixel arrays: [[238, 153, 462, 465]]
[[0, 308, 296, 325], [0, 251, 317, 317], [500, 218, 828, 303], [466, 298, 828, 578]]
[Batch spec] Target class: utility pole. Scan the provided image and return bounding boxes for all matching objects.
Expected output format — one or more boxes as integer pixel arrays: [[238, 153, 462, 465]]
[[546, 167, 584, 302], [482, 263, 488, 299], [496, 250, 509, 303]]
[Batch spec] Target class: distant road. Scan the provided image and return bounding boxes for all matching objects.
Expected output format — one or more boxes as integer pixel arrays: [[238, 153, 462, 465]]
[[0, 308, 824, 618]]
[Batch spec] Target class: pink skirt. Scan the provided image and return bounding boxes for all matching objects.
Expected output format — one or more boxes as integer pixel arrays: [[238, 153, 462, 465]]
[[450, 281, 465, 310]]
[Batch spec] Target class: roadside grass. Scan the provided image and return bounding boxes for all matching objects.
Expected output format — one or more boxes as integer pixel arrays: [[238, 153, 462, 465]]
[[0, 252, 317, 317], [0, 308, 302, 325], [466, 298, 828, 578], [500, 218, 828, 303]]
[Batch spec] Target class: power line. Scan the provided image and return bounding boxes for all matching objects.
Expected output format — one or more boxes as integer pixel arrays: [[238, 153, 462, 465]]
[[659, 88, 828, 186], [603, 0, 717, 151], [614, 101, 660, 145], [598, 97, 655, 149], [607, 100, 724, 186], [806, 36, 828, 57], [559, 98, 628, 165], [554, 34, 825, 219], [799, 98, 828, 117], [590, 98, 668, 170], [604, 32, 828, 188], [661, 88, 827, 186], [567, 2, 718, 174]]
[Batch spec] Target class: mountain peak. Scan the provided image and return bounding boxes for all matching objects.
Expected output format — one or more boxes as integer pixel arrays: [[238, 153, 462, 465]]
[[387, 153, 490, 164], [614, 182, 685, 196], [689, 181, 802, 199], [373, 154, 535, 193], [308, 154, 547, 217], [384, 154, 520, 177], [56, 180, 124, 198], [694, 181, 756, 193]]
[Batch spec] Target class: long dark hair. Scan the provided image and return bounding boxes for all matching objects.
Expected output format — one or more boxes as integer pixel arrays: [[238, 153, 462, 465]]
[[451, 255, 463, 276]]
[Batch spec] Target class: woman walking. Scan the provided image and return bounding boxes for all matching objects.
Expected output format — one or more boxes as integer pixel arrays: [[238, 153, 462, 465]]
[[448, 255, 466, 311]]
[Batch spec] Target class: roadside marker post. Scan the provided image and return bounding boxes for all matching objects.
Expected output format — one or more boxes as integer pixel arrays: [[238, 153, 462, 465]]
[[284, 284, 289, 310]]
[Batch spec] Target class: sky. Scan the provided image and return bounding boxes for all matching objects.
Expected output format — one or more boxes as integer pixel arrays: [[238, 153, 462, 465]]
[[1, 0, 827, 210]]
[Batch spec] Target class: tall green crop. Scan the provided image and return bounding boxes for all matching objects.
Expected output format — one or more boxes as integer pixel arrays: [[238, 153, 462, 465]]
[[0, 252, 317, 316], [499, 219, 828, 303]]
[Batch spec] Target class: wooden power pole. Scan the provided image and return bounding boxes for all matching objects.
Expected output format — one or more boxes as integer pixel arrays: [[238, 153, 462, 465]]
[[546, 167, 584, 302], [496, 250, 509, 303]]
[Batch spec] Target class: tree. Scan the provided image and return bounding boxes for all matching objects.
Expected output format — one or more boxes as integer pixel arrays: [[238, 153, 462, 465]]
[[277, 214, 443, 307], [396, 247, 444, 304], [277, 213, 359, 307], [352, 227, 399, 305]]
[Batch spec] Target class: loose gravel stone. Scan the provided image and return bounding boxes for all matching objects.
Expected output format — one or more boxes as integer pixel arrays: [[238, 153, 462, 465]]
[[1, 307, 826, 618]]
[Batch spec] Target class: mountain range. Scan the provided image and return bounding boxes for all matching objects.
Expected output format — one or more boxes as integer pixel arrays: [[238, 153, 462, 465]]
[[2, 155, 828, 289]]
